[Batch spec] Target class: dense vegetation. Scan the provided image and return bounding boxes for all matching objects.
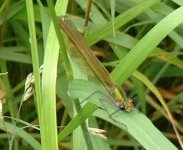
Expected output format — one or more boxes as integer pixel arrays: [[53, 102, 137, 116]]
[[0, 0, 183, 149]]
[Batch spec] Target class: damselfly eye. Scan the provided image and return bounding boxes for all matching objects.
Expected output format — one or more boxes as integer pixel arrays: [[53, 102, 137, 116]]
[[119, 104, 125, 111]]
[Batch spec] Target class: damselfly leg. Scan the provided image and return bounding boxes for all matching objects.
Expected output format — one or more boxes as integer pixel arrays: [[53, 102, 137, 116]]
[[78, 89, 136, 130]]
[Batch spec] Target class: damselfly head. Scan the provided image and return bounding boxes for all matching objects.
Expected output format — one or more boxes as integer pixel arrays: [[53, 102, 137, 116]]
[[115, 99, 134, 112], [124, 96, 138, 112], [123, 99, 134, 112]]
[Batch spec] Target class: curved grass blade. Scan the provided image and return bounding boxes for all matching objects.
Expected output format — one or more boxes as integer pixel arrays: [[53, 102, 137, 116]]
[[69, 79, 178, 150], [111, 6, 183, 85]]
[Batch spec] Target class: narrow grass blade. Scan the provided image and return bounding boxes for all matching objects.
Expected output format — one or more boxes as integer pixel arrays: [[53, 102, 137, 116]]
[[111, 6, 183, 85], [58, 102, 98, 142]]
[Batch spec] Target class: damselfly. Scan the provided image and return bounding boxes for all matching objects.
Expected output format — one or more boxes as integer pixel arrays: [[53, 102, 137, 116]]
[[59, 15, 136, 115]]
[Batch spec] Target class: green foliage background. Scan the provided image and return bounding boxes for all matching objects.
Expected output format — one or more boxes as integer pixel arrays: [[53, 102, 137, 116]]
[[0, 0, 183, 150]]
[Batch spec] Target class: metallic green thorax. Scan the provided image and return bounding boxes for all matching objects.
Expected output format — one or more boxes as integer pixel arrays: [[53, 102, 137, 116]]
[[110, 86, 124, 101], [109, 85, 134, 112]]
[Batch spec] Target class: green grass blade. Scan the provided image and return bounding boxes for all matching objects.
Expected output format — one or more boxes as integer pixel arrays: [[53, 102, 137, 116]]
[[111, 6, 183, 85], [38, 0, 68, 149], [0, 120, 41, 149], [58, 102, 98, 142], [25, 3, 42, 149], [0, 49, 32, 64], [69, 79, 178, 150], [86, 0, 160, 45]]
